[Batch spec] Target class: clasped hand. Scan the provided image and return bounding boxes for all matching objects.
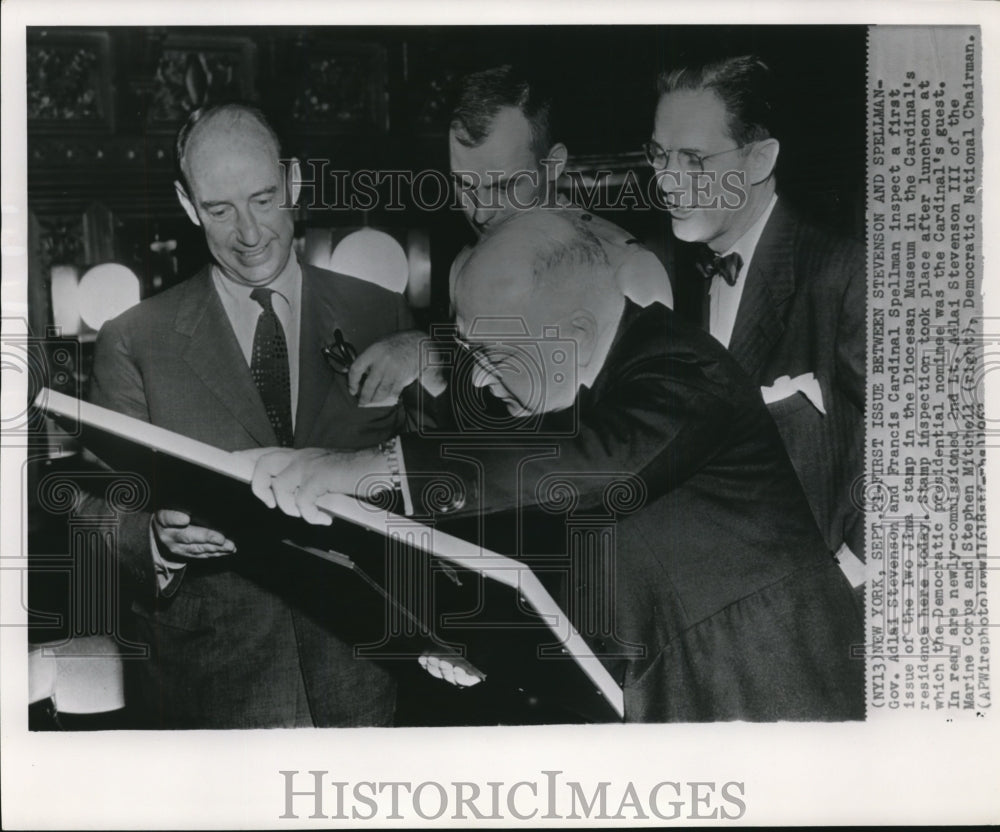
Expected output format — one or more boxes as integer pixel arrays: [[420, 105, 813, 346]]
[[348, 329, 446, 405], [237, 447, 370, 525]]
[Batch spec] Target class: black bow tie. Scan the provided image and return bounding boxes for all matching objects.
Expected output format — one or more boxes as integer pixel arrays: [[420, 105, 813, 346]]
[[695, 249, 743, 287]]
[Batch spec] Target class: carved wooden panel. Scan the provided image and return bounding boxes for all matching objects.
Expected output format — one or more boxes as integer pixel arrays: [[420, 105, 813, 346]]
[[34, 214, 87, 270], [146, 35, 257, 128], [27, 30, 113, 132], [287, 41, 388, 133]]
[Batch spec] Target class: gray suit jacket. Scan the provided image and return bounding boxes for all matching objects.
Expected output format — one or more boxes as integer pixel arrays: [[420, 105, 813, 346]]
[[679, 199, 865, 555], [89, 261, 412, 728]]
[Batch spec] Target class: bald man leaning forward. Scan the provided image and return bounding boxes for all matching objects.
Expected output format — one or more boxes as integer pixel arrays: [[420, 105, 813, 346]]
[[88, 103, 414, 728], [244, 209, 864, 722]]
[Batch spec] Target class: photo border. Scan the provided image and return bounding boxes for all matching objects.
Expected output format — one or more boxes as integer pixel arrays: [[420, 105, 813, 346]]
[[2, 0, 999, 827]]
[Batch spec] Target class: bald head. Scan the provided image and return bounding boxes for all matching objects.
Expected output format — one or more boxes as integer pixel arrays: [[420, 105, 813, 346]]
[[176, 104, 282, 193], [453, 209, 625, 416], [454, 209, 621, 334], [173, 104, 298, 287]]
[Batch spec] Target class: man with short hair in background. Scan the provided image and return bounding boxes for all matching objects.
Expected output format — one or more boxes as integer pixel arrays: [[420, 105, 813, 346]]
[[447, 64, 671, 308], [347, 64, 672, 407]]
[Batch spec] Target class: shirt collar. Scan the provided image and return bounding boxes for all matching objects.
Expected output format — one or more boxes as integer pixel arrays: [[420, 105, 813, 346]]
[[211, 255, 302, 308]]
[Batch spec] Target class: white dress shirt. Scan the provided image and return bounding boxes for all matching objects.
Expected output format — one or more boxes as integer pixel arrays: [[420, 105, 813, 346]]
[[708, 193, 778, 348], [154, 257, 304, 590], [211, 257, 302, 426]]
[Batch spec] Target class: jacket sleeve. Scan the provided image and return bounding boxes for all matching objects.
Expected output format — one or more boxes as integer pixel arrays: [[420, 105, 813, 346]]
[[391, 289, 444, 436], [399, 351, 738, 518], [82, 318, 185, 600]]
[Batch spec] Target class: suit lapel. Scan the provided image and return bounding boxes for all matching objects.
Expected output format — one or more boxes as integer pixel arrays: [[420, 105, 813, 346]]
[[294, 264, 355, 446], [176, 267, 277, 446], [726, 199, 798, 381]]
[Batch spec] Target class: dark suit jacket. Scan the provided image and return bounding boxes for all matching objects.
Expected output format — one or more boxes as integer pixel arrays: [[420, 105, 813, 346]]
[[401, 301, 864, 722], [675, 199, 866, 555], [89, 261, 412, 728]]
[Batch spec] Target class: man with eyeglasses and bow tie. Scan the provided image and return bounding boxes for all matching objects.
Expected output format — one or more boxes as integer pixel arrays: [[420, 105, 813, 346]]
[[87, 102, 412, 728], [647, 55, 866, 589]]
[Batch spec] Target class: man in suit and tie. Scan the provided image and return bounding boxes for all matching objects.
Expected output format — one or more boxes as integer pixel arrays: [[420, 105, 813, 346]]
[[648, 55, 865, 582], [245, 209, 864, 722], [346, 64, 672, 408], [89, 103, 411, 728]]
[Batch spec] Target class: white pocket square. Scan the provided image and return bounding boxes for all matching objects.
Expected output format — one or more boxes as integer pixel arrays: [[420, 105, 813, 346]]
[[761, 372, 826, 415]]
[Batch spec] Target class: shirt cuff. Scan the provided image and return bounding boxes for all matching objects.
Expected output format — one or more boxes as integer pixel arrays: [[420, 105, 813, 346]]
[[386, 436, 414, 516]]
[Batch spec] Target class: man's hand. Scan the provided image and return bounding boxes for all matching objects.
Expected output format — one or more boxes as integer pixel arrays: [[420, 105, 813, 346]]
[[349, 330, 444, 405], [152, 509, 236, 560], [247, 446, 383, 525]]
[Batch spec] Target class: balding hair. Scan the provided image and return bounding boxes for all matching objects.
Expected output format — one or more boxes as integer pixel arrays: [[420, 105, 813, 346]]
[[529, 212, 609, 287], [175, 102, 282, 193], [461, 209, 622, 320]]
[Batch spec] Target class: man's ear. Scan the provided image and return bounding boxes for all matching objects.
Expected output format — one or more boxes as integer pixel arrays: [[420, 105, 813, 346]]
[[286, 157, 303, 208], [174, 181, 201, 227], [543, 143, 569, 181], [567, 308, 599, 366], [747, 138, 780, 186]]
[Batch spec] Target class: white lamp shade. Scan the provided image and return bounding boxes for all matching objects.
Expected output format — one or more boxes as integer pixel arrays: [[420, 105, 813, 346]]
[[50, 264, 82, 336], [328, 228, 409, 293], [78, 263, 141, 331]]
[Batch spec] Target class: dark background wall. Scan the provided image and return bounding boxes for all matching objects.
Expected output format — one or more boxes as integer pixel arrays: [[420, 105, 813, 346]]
[[23, 24, 867, 695], [26, 24, 866, 333]]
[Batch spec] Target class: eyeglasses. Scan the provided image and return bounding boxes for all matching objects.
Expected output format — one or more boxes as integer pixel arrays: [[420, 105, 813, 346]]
[[642, 140, 750, 172], [450, 333, 508, 383], [321, 328, 358, 375]]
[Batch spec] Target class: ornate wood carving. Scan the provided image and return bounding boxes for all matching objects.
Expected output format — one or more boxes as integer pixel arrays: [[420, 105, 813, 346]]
[[27, 30, 113, 132], [147, 35, 257, 127], [288, 41, 388, 132]]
